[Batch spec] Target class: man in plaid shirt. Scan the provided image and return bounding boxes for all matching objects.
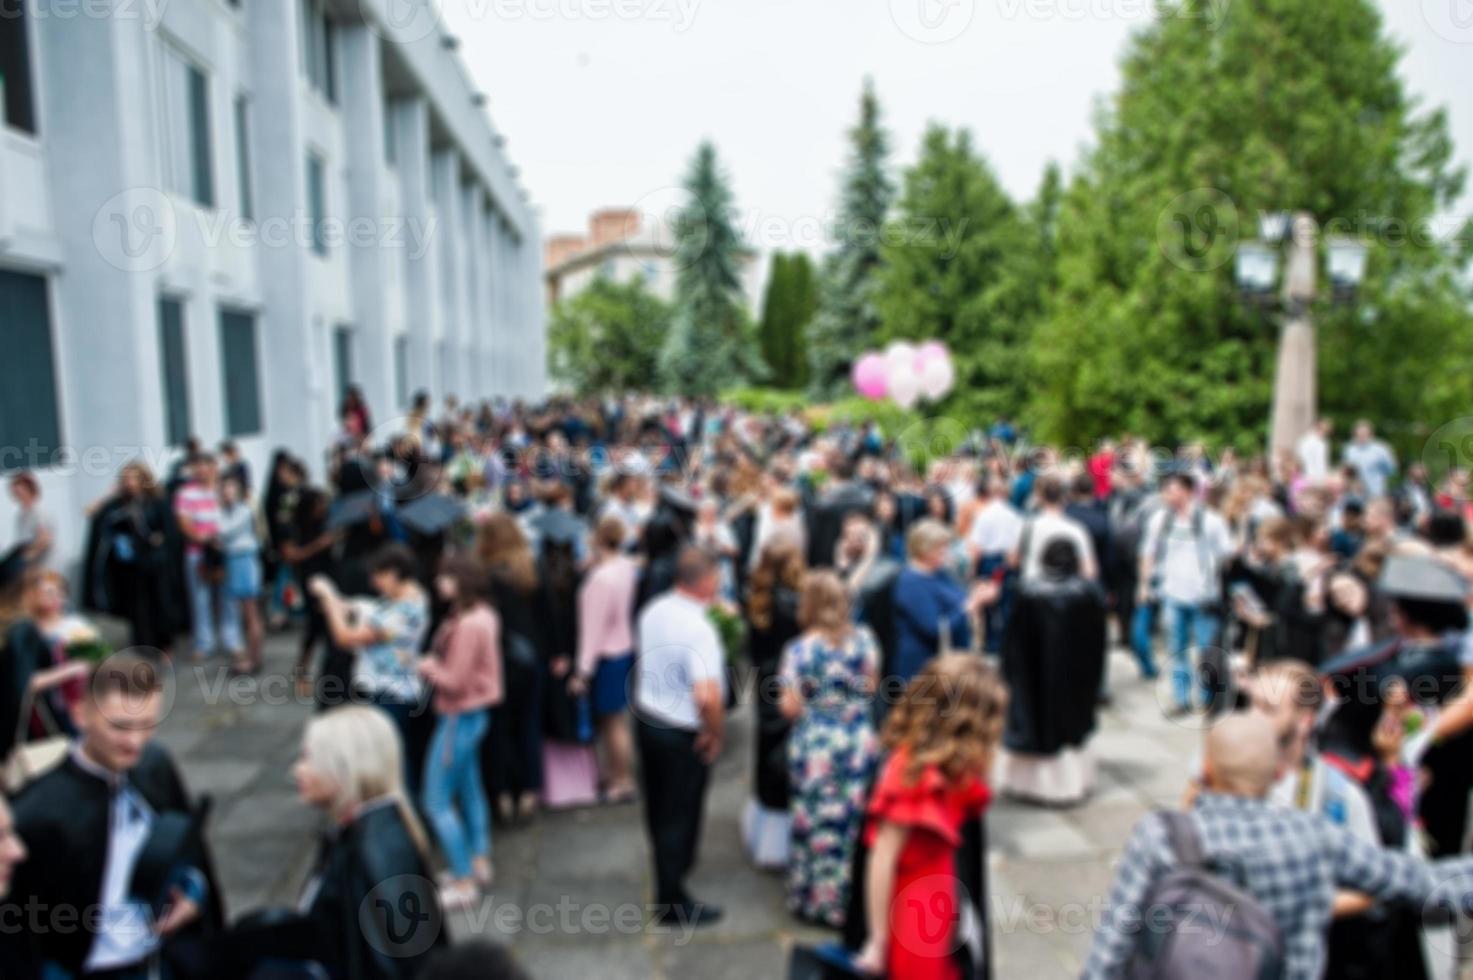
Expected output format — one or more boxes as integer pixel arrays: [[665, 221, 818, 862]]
[[1084, 714, 1473, 979]]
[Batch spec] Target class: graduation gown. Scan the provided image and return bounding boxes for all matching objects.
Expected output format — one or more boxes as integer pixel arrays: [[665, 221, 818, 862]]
[[4, 744, 224, 977], [747, 585, 801, 809], [1000, 574, 1107, 756], [0, 621, 44, 762]]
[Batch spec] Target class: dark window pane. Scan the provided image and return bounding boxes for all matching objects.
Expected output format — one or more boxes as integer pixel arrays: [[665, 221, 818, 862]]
[[333, 326, 353, 405], [158, 297, 192, 447], [0, 0, 36, 135], [219, 309, 262, 436], [307, 154, 327, 255], [394, 336, 409, 409], [323, 19, 336, 103], [234, 96, 253, 221], [0, 270, 61, 469], [187, 65, 213, 207]]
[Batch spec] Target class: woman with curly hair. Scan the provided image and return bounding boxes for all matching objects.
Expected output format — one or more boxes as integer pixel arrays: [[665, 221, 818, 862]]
[[854, 654, 1007, 980], [741, 532, 806, 868]]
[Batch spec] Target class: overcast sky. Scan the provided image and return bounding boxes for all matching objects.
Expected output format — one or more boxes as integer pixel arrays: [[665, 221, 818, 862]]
[[438, 0, 1473, 253]]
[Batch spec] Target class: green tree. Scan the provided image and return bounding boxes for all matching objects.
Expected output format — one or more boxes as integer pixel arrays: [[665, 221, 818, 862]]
[[548, 276, 672, 393], [758, 250, 819, 389], [660, 141, 766, 395], [875, 125, 1044, 421], [1029, 1, 1472, 453], [807, 78, 896, 399]]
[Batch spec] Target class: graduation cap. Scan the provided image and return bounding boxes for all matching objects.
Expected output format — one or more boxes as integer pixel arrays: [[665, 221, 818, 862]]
[[657, 483, 698, 519], [535, 508, 585, 547], [1379, 554, 1470, 605], [129, 798, 211, 916], [396, 493, 466, 537], [0, 543, 26, 593], [327, 490, 380, 531]]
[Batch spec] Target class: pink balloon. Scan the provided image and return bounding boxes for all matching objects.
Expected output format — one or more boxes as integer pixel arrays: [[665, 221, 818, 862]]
[[852, 353, 889, 400]]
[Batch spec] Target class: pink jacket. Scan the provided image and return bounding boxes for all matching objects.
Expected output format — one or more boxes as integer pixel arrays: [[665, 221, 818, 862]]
[[577, 555, 638, 678], [423, 604, 503, 715]]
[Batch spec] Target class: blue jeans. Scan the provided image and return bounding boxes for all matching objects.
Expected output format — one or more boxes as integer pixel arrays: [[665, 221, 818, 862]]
[[1130, 602, 1158, 678], [185, 550, 219, 656], [423, 709, 492, 879], [1163, 599, 1218, 709]]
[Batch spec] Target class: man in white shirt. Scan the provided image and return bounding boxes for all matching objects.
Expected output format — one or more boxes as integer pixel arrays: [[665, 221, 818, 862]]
[[1014, 474, 1098, 583], [634, 546, 727, 927], [1296, 417, 1333, 482], [1138, 471, 1234, 714], [1343, 419, 1398, 499]]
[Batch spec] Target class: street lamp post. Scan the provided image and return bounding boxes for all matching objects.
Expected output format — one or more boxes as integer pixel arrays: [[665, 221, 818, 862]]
[[1234, 211, 1368, 461]]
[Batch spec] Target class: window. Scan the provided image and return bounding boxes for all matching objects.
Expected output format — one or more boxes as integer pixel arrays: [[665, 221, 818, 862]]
[[0, 0, 36, 134], [158, 297, 192, 447], [233, 95, 253, 221], [299, 0, 336, 103], [383, 103, 396, 165], [161, 44, 214, 207], [393, 336, 409, 408], [219, 309, 262, 436], [306, 153, 327, 256], [0, 270, 61, 469], [333, 326, 353, 405]]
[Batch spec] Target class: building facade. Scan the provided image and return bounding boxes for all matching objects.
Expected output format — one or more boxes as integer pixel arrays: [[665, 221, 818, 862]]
[[0, 0, 545, 572], [544, 206, 762, 311]]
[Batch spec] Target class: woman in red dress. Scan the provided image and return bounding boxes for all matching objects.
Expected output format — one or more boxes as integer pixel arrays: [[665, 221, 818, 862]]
[[855, 654, 1007, 979]]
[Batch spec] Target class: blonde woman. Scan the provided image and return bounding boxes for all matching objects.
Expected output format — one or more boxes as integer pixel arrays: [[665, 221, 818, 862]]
[[231, 706, 446, 976], [778, 571, 879, 927]]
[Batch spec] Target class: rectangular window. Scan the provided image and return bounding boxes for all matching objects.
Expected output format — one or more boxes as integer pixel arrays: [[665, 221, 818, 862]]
[[161, 45, 214, 207], [383, 103, 396, 165], [0, 270, 61, 469], [307, 152, 327, 256], [233, 95, 253, 221], [299, 0, 335, 103], [158, 297, 192, 447], [219, 309, 262, 436], [394, 336, 409, 409], [0, 0, 36, 134], [333, 325, 353, 405]]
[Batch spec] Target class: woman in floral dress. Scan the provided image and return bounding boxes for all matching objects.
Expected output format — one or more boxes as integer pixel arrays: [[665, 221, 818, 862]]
[[779, 570, 880, 927]]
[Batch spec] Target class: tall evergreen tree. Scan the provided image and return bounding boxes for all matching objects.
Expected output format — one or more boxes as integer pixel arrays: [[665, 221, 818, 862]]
[[759, 251, 819, 389], [807, 78, 896, 398], [876, 126, 1042, 420], [660, 141, 765, 395], [1029, 1, 1472, 452]]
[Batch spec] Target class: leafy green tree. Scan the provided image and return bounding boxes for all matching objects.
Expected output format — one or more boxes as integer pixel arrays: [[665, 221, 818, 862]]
[[548, 276, 672, 393], [807, 78, 896, 399], [758, 251, 819, 389], [660, 141, 766, 395], [1029, 1, 1472, 453], [876, 125, 1044, 421]]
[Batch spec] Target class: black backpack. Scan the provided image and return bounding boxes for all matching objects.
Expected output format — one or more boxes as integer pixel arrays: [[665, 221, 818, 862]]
[[1127, 811, 1285, 980]]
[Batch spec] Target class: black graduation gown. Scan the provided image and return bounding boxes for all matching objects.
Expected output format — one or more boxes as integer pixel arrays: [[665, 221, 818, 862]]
[[4, 744, 225, 977], [1001, 575, 1107, 756], [80, 495, 180, 651], [805, 482, 875, 569], [747, 585, 801, 809], [186, 803, 446, 980]]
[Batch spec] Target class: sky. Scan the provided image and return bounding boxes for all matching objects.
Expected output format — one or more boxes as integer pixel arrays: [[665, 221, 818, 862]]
[[437, 0, 1473, 256]]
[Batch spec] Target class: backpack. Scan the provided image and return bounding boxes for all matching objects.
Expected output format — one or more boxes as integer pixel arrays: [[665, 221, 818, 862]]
[[1127, 811, 1285, 980]]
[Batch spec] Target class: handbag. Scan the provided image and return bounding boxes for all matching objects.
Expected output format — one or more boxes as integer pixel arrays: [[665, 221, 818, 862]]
[[3, 694, 69, 793], [787, 942, 871, 980], [201, 541, 227, 584]]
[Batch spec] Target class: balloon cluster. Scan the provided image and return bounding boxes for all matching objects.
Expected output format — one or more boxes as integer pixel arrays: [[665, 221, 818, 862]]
[[851, 341, 955, 409]]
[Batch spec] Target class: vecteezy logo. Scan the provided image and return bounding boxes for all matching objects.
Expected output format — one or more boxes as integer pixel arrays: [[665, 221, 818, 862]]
[[1421, 0, 1473, 44], [92, 188, 178, 274], [359, 875, 443, 958], [890, 0, 975, 44], [362, 0, 443, 44], [1156, 188, 1239, 273], [1421, 417, 1473, 479], [890, 875, 972, 958]]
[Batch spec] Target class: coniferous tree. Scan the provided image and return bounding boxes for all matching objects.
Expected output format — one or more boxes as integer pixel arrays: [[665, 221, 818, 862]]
[[759, 251, 819, 389], [807, 78, 895, 399], [660, 141, 765, 395]]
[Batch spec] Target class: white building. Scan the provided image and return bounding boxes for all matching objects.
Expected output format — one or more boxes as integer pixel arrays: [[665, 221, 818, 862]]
[[544, 207, 763, 312], [0, 0, 545, 573]]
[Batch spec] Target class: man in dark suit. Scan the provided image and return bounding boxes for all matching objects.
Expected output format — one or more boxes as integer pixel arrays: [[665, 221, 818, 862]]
[[805, 452, 875, 569], [5, 655, 222, 979]]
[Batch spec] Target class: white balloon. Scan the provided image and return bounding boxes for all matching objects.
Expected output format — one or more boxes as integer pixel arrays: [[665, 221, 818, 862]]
[[920, 356, 955, 400], [888, 365, 921, 409], [884, 341, 918, 373]]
